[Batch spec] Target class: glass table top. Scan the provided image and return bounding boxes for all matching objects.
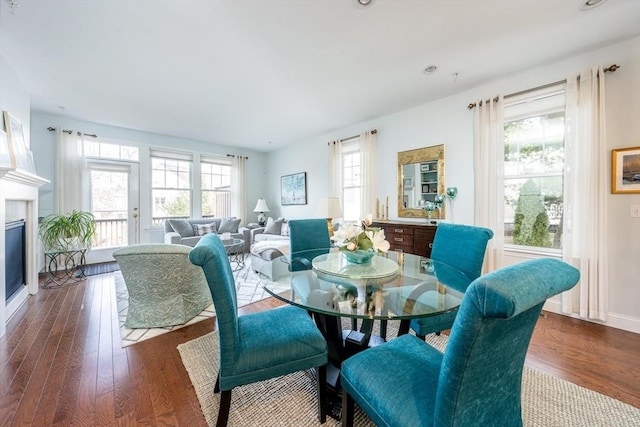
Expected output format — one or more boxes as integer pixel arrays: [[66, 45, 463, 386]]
[[259, 249, 471, 321]]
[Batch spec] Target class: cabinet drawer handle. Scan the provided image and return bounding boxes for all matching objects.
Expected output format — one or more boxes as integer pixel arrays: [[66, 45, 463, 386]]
[[429, 243, 433, 248], [394, 229, 404, 233], [394, 237, 404, 242]]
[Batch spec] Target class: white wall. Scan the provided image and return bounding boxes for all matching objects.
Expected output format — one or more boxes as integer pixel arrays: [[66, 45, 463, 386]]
[[1, 55, 30, 145], [0, 54, 33, 336], [268, 37, 640, 333], [29, 112, 270, 242]]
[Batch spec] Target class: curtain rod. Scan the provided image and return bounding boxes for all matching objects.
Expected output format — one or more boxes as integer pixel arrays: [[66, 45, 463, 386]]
[[47, 126, 97, 138], [327, 129, 377, 145], [466, 64, 620, 110], [226, 154, 249, 160]]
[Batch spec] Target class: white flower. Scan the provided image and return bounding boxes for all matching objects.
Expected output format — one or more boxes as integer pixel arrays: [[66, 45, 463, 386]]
[[363, 213, 373, 227], [366, 229, 390, 253], [346, 241, 357, 251], [331, 223, 360, 243]]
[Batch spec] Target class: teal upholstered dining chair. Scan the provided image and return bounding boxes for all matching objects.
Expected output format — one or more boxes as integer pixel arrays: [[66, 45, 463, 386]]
[[340, 258, 580, 427], [409, 223, 494, 339], [288, 219, 333, 303], [189, 234, 328, 427], [289, 218, 332, 272]]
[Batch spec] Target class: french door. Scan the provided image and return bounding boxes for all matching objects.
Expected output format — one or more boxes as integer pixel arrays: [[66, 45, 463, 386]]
[[85, 161, 139, 264]]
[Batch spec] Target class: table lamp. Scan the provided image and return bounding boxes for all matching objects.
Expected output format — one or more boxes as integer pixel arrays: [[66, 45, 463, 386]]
[[253, 198, 270, 226], [318, 197, 343, 237]]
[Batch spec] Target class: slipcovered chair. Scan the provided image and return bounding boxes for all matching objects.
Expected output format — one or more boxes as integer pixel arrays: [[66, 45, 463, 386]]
[[189, 234, 328, 427], [113, 244, 211, 328], [340, 258, 580, 427]]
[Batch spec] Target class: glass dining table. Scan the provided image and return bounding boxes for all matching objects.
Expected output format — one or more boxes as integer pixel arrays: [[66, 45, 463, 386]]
[[259, 248, 471, 416]]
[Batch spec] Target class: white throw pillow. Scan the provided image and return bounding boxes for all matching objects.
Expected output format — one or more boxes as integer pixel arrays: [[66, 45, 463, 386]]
[[193, 223, 217, 236], [264, 217, 284, 235]]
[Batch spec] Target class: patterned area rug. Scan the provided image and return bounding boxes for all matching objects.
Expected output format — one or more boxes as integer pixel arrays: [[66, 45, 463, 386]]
[[116, 256, 289, 347], [178, 324, 640, 426]]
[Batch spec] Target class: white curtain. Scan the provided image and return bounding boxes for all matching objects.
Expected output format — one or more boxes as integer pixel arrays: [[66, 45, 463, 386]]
[[562, 66, 608, 321], [328, 140, 342, 199], [360, 130, 377, 217], [54, 129, 87, 213], [231, 155, 247, 225], [473, 96, 504, 273]]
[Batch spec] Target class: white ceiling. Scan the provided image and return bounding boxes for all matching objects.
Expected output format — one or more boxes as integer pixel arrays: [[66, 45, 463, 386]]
[[1, 0, 639, 152]]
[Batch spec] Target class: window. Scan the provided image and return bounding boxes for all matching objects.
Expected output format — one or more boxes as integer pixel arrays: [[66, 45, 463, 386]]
[[503, 85, 565, 251], [201, 157, 231, 218], [342, 140, 361, 221], [85, 140, 139, 161], [151, 150, 192, 222]]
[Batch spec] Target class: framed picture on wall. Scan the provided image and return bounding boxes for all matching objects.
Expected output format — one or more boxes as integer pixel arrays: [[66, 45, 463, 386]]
[[281, 172, 307, 205], [611, 147, 640, 194], [3, 111, 31, 172], [0, 129, 16, 169]]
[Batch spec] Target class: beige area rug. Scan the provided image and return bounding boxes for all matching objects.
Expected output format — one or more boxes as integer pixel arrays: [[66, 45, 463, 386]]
[[178, 326, 640, 427], [116, 256, 289, 347]]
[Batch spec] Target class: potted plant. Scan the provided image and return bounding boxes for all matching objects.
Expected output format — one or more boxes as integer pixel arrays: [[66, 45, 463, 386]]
[[39, 210, 97, 251]]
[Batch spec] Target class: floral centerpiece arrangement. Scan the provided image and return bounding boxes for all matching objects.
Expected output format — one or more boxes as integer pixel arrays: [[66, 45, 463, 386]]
[[331, 214, 390, 263]]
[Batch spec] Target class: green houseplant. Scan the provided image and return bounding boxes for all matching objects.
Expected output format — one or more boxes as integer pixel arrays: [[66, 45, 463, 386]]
[[39, 210, 97, 251]]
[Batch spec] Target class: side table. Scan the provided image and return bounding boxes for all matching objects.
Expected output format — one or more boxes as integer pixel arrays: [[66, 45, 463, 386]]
[[222, 238, 245, 271], [44, 248, 87, 288]]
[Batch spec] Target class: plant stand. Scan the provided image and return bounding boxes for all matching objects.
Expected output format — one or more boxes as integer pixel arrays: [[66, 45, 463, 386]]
[[43, 248, 87, 288]]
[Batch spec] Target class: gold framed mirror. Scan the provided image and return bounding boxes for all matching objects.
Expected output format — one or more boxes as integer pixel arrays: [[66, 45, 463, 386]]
[[397, 144, 445, 218]]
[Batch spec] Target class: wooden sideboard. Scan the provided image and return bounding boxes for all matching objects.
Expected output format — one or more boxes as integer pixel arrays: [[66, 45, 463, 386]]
[[371, 221, 437, 257]]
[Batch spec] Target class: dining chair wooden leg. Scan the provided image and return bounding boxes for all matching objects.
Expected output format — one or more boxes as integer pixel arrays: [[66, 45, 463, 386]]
[[317, 365, 327, 423], [214, 373, 221, 393], [341, 391, 355, 427], [216, 390, 232, 427], [397, 319, 411, 336]]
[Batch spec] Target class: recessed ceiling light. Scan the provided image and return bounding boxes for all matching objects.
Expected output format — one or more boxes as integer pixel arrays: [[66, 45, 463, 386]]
[[424, 65, 438, 74], [354, 0, 373, 6], [579, 0, 608, 11]]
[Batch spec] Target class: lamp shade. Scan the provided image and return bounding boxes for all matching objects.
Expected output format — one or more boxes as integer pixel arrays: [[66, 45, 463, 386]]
[[318, 197, 343, 218], [253, 198, 270, 213]]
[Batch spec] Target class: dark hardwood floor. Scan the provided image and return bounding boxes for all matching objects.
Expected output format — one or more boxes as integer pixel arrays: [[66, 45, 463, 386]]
[[1, 272, 638, 426]]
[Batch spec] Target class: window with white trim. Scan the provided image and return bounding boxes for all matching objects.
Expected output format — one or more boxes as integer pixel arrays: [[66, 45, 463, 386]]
[[342, 140, 361, 221], [503, 84, 565, 251], [201, 157, 231, 218], [84, 139, 139, 161], [151, 150, 192, 222]]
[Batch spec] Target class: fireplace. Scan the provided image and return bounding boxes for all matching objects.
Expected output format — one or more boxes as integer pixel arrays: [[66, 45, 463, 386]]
[[5, 220, 26, 301], [1, 169, 49, 338]]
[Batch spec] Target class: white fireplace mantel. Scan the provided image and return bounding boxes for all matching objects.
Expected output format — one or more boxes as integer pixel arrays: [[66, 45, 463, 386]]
[[1, 168, 49, 338]]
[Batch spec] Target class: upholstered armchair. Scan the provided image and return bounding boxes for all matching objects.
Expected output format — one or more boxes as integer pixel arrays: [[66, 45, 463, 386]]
[[340, 258, 580, 427], [113, 244, 211, 328], [189, 234, 328, 426]]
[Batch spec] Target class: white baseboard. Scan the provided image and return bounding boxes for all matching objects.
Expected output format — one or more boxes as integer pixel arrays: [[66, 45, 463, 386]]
[[543, 299, 640, 334], [6, 285, 29, 323]]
